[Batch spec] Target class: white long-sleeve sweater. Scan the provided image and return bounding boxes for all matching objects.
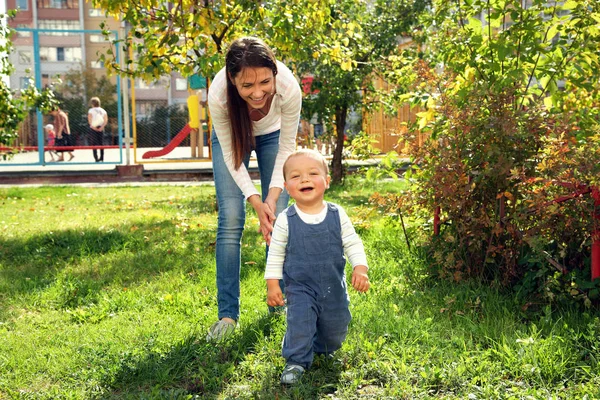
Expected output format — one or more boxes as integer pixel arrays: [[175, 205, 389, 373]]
[[208, 61, 302, 199], [264, 202, 369, 280]]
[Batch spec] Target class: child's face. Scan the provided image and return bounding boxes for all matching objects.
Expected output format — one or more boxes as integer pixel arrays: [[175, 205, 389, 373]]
[[284, 155, 330, 206]]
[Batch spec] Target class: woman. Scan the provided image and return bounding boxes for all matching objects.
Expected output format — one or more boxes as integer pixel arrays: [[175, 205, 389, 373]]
[[51, 106, 75, 162], [207, 36, 302, 341], [87, 97, 108, 162]]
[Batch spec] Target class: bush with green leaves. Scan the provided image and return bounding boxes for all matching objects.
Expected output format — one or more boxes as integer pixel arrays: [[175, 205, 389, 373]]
[[387, 0, 600, 305]]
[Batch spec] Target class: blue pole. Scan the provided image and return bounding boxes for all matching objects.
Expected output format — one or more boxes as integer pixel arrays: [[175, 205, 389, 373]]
[[32, 30, 45, 165]]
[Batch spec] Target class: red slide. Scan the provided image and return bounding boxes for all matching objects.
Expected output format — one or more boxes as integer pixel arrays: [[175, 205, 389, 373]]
[[142, 124, 193, 159]]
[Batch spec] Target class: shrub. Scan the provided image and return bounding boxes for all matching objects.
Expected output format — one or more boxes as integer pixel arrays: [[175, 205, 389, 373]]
[[383, 0, 600, 306]]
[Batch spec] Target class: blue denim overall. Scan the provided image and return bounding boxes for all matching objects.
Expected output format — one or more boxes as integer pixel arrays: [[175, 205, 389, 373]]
[[282, 203, 352, 368]]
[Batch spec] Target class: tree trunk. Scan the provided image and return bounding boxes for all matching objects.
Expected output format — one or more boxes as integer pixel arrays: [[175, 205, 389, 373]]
[[331, 105, 348, 184]]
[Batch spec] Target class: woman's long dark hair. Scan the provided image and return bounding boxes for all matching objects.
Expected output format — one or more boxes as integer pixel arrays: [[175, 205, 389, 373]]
[[225, 37, 278, 170]]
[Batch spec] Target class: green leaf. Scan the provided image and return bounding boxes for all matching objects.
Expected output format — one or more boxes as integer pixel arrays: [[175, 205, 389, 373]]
[[561, 1, 578, 10]]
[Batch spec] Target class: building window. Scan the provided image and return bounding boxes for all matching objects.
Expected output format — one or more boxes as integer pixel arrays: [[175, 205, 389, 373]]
[[136, 101, 167, 119], [136, 79, 155, 89], [18, 51, 32, 65], [89, 8, 105, 17], [20, 77, 32, 89], [17, 0, 29, 10], [89, 34, 114, 43], [90, 60, 104, 69], [37, 0, 78, 9], [16, 24, 32, 37], [135, 77, 169, 89], [65, 48, 81, 62], [39, 47, 82, 62], [38, 20, 81, 35], [175, 78, 188, 91]]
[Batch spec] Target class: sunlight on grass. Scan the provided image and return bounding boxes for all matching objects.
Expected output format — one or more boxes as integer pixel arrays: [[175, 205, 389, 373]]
[[0, 181, 599, 399]]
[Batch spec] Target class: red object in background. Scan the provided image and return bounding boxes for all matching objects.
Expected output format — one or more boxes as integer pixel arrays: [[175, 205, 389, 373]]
[[592, 187, 600, 281], [433, 206, 440, 236], [142, 124, 192, 159], [301, 76, 319, 95]]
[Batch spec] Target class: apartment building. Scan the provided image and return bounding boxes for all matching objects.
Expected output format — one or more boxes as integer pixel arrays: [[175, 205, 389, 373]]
[[6, 0, 189, 118]]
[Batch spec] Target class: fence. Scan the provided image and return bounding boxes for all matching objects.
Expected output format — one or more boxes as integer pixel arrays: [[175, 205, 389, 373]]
[[3, 28, 416, 168], [1, 27, 123, 166], [1, 28, 214, 167], [363, 76, 427, 154], [131, 87, 211, 164]]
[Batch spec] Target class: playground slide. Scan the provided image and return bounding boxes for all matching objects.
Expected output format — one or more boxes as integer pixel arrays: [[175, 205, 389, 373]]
[[142, 124, 193, 159]]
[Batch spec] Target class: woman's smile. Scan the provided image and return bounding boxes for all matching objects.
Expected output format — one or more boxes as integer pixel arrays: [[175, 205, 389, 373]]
[[232, 67, 275, 110]]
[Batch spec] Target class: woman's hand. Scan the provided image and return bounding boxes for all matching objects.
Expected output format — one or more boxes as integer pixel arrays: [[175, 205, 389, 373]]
[[248, 195, 277, 244]]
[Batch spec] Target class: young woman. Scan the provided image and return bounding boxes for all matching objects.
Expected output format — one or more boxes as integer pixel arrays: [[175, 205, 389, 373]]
[[207, 36, 302, 341]]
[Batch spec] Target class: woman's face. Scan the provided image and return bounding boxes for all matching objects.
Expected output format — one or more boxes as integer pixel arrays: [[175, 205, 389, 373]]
[[231, 67, 274, 110]]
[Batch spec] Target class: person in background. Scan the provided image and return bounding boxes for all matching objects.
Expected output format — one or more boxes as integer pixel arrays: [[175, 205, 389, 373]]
[[44, 124, 57, 162], [309, 114, 332, 155], [265, 149, 370, 384], [87, 97, 108, 162], [51, 106, 74, 162], [206, 36, 302, 341]]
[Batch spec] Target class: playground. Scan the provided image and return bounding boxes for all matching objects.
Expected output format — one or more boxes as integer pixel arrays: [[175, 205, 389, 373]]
[[2, 0, 599, 398]]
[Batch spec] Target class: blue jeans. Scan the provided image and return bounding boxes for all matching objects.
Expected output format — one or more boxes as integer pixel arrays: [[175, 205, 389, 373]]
[[211, 130, 289, 321]]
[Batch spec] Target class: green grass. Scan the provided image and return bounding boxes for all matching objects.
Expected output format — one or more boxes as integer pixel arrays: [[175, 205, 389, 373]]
[[0, 180, 599, 399]]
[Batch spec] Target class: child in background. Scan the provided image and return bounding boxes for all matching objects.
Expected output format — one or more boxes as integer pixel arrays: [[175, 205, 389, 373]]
[[44, 124, 57, 162], [265, 149, 370, 385]]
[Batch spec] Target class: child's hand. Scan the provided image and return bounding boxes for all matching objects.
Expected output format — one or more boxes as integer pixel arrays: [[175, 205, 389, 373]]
[[351, 265, 370, 293], [266, 279, 285, 307]]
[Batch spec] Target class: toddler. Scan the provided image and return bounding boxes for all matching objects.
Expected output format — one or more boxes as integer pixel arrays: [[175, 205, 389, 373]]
[[265, 149, 370, 385], [44, 124, 57, 162]]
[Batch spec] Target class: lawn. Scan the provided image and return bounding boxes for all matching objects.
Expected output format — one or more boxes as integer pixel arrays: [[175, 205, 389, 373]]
[[0, 179, 599, 399]]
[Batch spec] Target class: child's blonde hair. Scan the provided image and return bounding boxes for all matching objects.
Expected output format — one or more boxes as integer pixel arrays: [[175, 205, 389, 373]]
[[283, 149, 329, 180], [90, 97, 101, 108], [45, 124, 54, 131]]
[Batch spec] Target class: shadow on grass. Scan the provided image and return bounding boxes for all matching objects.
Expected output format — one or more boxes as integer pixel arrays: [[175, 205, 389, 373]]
[[100, 314, 273, 398], [0, 220, 216, 313], [99, 313, 344, 399]]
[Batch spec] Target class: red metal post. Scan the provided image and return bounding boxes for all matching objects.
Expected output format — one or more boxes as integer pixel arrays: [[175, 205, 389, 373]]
[[434, 206, 440, 236], [592, 187, 600, 281]]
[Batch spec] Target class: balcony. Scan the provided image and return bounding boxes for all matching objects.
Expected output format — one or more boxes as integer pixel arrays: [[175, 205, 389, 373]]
[[37, 0, 78, 9]]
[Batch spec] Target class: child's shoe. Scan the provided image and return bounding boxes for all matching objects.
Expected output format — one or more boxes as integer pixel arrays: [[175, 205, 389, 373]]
[[206, 319, 236, 341], [280, 364, 304, 385]]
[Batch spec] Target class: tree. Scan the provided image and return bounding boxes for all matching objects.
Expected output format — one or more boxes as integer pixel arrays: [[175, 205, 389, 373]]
[[92, 0, 429, 184], [92, 0, 332, 80], [0, 10, 57, 149], [294, 0, 428, 183]]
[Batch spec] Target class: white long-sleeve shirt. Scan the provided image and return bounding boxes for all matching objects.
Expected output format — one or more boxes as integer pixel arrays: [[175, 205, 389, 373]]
[[264, 202, 369, 280], [208, 60, 302, 199]]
